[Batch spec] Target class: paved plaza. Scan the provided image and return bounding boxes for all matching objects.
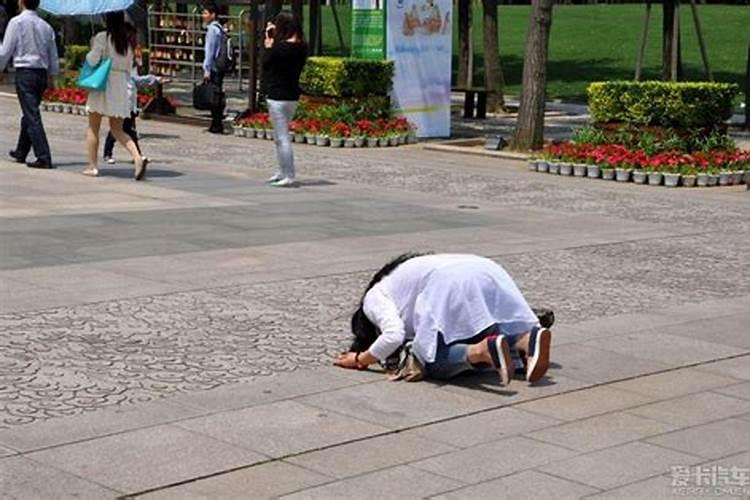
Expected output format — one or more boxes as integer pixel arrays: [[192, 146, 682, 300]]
[[1, 95, 749, 499]]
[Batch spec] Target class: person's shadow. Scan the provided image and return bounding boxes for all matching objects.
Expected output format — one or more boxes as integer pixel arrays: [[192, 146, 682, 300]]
[[425, 361, 564, 396], [53, 162, 184, 179]]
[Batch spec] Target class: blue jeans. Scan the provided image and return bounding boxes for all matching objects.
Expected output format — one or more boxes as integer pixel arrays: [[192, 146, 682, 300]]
[[267, 99, 298, 179], [14, 68, 51, 164], [425, 324, 525, 380]]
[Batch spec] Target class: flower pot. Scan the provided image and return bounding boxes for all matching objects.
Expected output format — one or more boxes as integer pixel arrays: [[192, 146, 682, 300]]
[[378, 137, 390, 147], [601, 168, 615, 181], [245, 128, 257, 139], [632, 171, 648, 184], [537, 161, 549, 173], [681, 175, 697, 187], [389, 137, 400, 147], [291, 132, 302, 143], [734, 171, 745, 185], [355, 137, 366, 148], [78, 106, 87, 115], [557, 163, 571, 176], [344, 138, 356, 148], [663, 173, 680, 187], [53, 103, 63, 113], [265, 129, 275, 140], [367, 138, 379, 147], [304, 134, 316, 144], [528, 160, 539, 172], [407, 132, 418, 144], [63, 104, 73, 113], [233, 126, 245, 137], [743, 170, 750, 185], [719, 172, 732, 186], [41, 102, 49, 111], [707, 174, 719, 187], [587, 165, 601, 179], [615, 168, 632, 182], [316, 136, 329, 146], [696, 173, 709, 187], [329, 137, 343, 148], [573, 164, 587, 177], [648, 172, 663, 186], [398, 135, 407, 145], [547, 162, 560, 175]]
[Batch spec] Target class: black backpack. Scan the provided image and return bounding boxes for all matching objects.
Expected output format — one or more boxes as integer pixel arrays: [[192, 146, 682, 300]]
[[214, 26, 235, 74]]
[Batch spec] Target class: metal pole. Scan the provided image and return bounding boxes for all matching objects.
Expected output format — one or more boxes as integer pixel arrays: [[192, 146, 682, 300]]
[[330, 1, 347, 55], [688, 0, 713, 81], [248, 0, 258, 112], [635, 1, 651, 81]]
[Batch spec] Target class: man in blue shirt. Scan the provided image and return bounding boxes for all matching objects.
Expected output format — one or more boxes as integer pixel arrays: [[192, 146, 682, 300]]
[[201, 2, 225, 134], [0, 0, 59, 169]]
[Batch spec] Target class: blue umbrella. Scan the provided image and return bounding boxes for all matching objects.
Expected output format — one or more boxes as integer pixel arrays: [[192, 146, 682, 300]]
[[40, 0, 135, 16]]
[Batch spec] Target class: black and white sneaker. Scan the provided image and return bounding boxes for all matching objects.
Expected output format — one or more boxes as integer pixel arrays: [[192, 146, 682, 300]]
[[526, 326, 551, 383], [487, 335, 513, 386]]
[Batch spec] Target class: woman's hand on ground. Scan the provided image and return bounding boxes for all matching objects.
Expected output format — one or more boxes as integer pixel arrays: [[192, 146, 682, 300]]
[[334, 352, 361, 370]]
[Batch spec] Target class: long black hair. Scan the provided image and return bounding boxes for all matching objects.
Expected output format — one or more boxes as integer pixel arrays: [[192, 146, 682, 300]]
[[105, 11, 129, 57], [270, 11, 306, 48], [349, 252, 431, 353]]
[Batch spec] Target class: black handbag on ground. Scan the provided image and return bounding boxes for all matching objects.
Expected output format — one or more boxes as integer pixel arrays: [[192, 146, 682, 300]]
[[192, 81, 222, 110]]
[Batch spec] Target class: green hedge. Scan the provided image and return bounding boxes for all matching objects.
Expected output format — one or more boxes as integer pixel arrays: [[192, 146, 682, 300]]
[[300, 57, 394, 97], [63, 45, 89, 72], [587, 81, 739, 129]]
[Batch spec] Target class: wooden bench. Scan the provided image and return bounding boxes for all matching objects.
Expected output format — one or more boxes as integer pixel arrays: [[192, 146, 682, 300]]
[[453, 87, 488, 119]]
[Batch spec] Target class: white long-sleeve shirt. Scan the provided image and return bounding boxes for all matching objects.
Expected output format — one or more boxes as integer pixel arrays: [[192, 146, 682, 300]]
[[0, 10, 59, 74], [363, 254, 539, 364]]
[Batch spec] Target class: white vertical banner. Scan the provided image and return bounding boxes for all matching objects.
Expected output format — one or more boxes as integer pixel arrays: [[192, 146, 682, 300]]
[[386, 0, 452, 137]]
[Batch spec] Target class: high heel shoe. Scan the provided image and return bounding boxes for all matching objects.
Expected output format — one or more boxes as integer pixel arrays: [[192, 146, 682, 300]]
[[134, 156, 149, 181]]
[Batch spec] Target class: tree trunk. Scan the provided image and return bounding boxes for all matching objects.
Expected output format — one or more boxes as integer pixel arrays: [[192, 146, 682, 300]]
[[510, 0, 554, 151], [661, 0, 683, 80], [456, 0, 473, 88], [267, 0, 284, 18], [482, 0, 505, 111], [292, 0, 304, 29]]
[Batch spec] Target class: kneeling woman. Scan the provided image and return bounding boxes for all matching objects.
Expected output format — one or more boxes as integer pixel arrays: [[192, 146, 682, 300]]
[[335, 253, 551, 385]]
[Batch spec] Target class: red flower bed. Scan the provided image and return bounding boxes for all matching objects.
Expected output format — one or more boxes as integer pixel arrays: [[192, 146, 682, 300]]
[[543, 142, 750, 174]]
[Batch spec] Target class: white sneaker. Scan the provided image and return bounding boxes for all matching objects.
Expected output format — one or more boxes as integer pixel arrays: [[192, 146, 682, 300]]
[[266, 172, 283, 183], [104, 156, 116, 165], [270, 177, 296, 187]]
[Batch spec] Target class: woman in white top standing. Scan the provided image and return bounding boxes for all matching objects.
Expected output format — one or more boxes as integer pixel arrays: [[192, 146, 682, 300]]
[[83, 11, 148, 180], [335, 253, 552, 385]]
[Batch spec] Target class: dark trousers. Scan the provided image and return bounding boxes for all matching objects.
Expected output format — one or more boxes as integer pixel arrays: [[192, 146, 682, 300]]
[[14, 68, 52, 164], [209, 71, 225, 132], [103, 114, 140, 158]]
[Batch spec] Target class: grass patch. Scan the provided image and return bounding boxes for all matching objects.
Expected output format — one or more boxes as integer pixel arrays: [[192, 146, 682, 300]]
[[314, 4, 748, 103]]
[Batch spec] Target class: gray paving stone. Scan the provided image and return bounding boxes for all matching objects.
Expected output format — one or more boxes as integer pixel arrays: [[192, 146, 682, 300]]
[[297, 380, 493, 429], [646, 418, 750, 460], [174, 400, 388, 459], [0, 399, 204, 452], [279, 465, 463, 500], [411, 436, 577, 484], [539, 442, 703, 490], [410, 406, 562, 449], [529, 411, 678, 453], [163, 367, 362, 413], [626, 392, 750, 428], [713, 382, 750, 401], [286, 432, 457, 479], [27, 424, 265, 493], [549, 344, 673, 384], [0, 456, 120, 499], [652, 314, 750, 349], [584, 474, 690, 500], [135, 461, 331, 500], [432, 469, 600, 500], [610, 367, 740, 399], [579, 332, 745, 367], [516, 386, 655, 422], [698, 356, 750, 381], [0, 444, 17, 457]]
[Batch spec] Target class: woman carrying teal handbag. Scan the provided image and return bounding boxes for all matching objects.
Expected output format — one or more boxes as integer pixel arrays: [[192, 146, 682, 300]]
[[77, 57, 112, 91], [82, 11, 148, 180]]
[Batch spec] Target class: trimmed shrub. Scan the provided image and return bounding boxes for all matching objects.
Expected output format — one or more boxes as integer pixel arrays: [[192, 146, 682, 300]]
[[300, 57, 394, 97], [588, 81, 739, 129], [63, 45, 89, 72]]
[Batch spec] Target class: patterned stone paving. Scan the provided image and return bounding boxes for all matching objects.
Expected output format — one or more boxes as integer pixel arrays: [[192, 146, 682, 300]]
[[1, 107, 748, 429]]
